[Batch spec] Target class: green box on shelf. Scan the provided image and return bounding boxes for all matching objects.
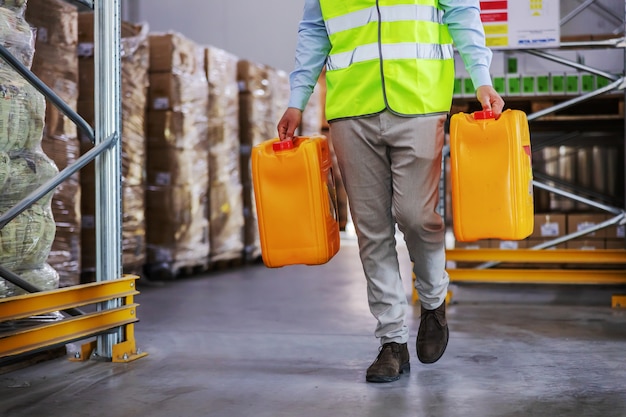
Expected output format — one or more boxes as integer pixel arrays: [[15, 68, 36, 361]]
[[596, 76, 611, 89], [493, 76, 506, 94], [522, 76, 536, 95], [454, 78, 463, 96], [506, 75, 521, 95], [507, 57, 518, 74], [566, 74, 580, 94], [581, 74, 594, 92], [551, 74, 565, 94], [536, 75, 549, 94], [463, 78, 474, 96]]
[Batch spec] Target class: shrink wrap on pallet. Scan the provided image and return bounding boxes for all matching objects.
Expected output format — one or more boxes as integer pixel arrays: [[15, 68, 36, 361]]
[[238, 60, 278, 261], [27, 0, 81, 287], [144, 32, 210, 277], [205, 46, 244, 263], [0, 3, 59, 297], [300, 83, 323, 136], [0, 4, 34, 68]]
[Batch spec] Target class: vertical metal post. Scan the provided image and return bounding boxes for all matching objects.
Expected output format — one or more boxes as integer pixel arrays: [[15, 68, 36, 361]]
[[94, 0, 123, 359]]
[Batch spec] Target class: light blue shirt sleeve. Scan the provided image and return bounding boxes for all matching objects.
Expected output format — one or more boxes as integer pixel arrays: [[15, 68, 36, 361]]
[[287, 0, 330, 111], [439, 0, 493, 88]]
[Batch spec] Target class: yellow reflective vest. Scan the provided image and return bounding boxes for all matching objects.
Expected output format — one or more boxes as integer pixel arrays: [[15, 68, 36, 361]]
[[319, 0, 455, 121]]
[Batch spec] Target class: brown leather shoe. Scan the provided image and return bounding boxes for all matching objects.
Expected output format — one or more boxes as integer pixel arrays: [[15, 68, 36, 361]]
[[416, 302, 449, 364], [366, 342, 410, 383]]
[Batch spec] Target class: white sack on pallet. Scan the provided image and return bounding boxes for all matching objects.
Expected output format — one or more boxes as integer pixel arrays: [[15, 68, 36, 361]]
[[0, 150, 58, 207], [0, 5, 34, 68], [0, 72, 46, 152], [0, 263, 59, 298], [0, 205, 56, 271], [0, 3, 59, 297]]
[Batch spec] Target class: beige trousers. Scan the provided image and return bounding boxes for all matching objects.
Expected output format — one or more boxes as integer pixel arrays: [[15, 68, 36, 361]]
[[330, 110, 449, 345]]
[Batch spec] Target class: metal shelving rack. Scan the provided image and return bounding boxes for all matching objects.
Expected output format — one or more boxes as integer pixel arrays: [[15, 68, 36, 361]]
[[421, 0, 626, 306], [0, 0, 146, 362]]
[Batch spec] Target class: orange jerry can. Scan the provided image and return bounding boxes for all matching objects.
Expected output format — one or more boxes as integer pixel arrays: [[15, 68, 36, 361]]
[[251, 135, 340, 268], [449, 109, 534, 242]]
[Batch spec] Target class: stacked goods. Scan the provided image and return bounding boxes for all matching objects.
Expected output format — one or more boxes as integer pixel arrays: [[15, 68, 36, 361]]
[[76, 13, 150, 279], [26, 0, 81, 287], [300, 82, 323, 136], [0, 0, 60, 297], [205, 46, 244, 263], [145, 32, 210, 276], [237, 60, 274, 261], [314, 69, 348, 230], [269, 68, 290, 132]]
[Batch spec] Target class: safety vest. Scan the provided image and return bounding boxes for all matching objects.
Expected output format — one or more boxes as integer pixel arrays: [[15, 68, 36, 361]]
[[319, 0, 455, 121]]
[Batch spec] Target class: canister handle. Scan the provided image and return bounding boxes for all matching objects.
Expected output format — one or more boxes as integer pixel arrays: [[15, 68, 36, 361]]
[[473, 110, 495, 120]]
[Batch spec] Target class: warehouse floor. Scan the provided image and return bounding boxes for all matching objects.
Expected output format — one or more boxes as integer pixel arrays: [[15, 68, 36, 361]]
[[1, 235, 626, 417]]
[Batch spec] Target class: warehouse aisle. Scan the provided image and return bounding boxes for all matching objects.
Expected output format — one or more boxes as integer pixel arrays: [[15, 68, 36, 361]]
[[1, 236, 626, 417]]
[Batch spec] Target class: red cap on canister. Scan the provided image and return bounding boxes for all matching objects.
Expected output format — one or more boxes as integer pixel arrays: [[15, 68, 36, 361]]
[[473, 110, 495, 120], [272, 139, 294, 152]]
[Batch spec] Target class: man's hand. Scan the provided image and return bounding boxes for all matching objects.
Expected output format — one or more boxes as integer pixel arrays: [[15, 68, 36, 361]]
[[476, 85, 505, 118], [277, 107, 303, 141]]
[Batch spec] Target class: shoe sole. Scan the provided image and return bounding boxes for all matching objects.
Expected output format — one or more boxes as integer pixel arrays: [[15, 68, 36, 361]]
[[365, 362, 410, 383]]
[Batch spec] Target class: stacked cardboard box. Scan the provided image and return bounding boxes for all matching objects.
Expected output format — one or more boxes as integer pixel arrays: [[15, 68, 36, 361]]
[[300, 83, 323, 136], [26, 0, 81, 287], [270, 68, 290, 131], [238, 61, 296, 261], [238, 60, 274, 261], [145, 32, 210, 275], [205, 46, 244, 263], [77, 13, 149, 279], [315, 70, 348, 230]]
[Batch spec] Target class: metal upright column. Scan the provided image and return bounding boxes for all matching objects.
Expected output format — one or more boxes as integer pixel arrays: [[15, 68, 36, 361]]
[[94, 0, 123, 359]]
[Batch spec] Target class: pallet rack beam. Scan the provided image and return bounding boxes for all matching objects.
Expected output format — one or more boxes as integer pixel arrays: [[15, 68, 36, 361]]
[[448, 269, 626, 285], [446, 248, 626, 264], [0, 275, 142, 361]]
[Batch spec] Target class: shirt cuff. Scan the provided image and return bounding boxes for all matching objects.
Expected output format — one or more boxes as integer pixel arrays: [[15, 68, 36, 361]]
[[288, 86, 312, 111], [470, 65, 493, 89]]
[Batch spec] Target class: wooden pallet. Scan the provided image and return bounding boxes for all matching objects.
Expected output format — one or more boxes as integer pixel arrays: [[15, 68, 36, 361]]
[[207, 256, 244, 272], [143, 260, 210, 280], [0, 346, 67, 375]]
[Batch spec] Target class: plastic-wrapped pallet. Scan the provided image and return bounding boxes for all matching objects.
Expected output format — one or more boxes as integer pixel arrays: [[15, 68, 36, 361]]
[[269, 68, 290, 128], [0, 0, 34, 68], [300, 83, 323, 136], [205, 46, 244, 264], [237, 60, 274, 262], [76, 13, 150, 280], [26, 0, 81, 288], [145, 32, 210, 278], [0, 0, 60, 297]]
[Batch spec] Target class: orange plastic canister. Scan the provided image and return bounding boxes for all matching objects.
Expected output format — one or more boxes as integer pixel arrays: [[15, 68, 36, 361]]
[[251, 135, 340, 268], [449, 109, 534, 242]]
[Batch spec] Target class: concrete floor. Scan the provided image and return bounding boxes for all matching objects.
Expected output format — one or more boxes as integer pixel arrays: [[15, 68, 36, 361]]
[[1, 237, 626, 417]]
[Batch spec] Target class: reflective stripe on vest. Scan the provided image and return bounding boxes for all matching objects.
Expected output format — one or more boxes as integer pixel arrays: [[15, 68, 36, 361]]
[[325, 4, 444, 36], [326, 42, 454, 71], [319, 0, 455, 121]]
